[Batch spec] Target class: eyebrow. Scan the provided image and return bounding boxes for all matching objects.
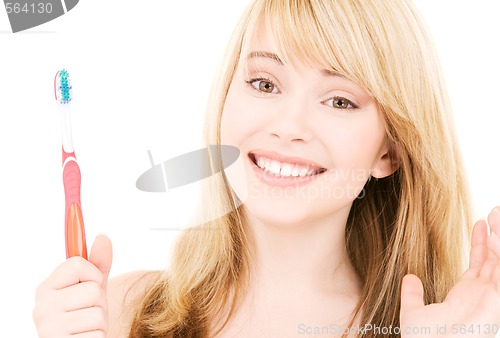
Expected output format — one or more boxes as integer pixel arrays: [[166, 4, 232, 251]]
[[246, 51, 284, 65], [245, 50, 345, 79], [321, 69, 345, 79]]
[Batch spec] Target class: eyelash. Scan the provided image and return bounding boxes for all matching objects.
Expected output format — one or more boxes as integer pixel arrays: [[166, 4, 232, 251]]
[[324, 96, 359, 111], [245, 77, 279, 94], [244, 77, 359, 111]]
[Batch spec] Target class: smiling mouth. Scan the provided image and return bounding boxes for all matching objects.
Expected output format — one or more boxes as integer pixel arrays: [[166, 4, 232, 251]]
[[249, 153, 327, 178]]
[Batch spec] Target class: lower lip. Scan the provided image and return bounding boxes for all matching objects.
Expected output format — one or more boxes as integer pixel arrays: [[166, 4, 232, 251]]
[[248, 156, 325, 187]]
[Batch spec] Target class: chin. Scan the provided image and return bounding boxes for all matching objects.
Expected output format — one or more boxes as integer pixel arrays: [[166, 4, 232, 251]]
[[242, 197, 328, 228]]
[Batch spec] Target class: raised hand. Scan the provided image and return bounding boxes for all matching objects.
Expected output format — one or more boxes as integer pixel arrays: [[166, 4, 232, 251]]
[[400, 207, 500, 337]]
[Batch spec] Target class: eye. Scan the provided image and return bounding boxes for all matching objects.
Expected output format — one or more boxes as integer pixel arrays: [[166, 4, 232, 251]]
[[324, 96, 358, 110], [246, 78, 280, 94]]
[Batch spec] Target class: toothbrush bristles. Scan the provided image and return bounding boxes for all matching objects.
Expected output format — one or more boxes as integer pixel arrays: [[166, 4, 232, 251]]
[[56, 69, 73, 104]]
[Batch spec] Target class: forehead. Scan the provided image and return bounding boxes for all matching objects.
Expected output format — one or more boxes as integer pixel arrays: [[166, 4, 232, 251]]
[[241, 21, 312, 68], [240, 22, 348, 80], [239, 9, 358, 79], [236, 3, 381, 99]]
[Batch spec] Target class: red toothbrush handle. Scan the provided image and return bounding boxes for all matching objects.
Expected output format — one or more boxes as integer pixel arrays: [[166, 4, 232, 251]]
[[63, 150, 88, 259]]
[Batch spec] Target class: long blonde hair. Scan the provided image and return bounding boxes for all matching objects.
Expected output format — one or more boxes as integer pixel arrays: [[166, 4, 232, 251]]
[[128, 1, 473, 337]]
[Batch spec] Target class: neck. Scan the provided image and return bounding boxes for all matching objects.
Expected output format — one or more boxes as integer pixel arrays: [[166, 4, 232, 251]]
[[245, 203, 362, 299]]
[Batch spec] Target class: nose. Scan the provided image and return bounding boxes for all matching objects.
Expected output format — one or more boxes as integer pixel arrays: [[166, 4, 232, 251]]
[[265, 96, 314, 143]]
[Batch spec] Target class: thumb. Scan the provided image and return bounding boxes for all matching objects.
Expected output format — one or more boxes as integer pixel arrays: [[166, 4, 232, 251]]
[[88, 233, 113, 288], [400, 274, 425, 315]]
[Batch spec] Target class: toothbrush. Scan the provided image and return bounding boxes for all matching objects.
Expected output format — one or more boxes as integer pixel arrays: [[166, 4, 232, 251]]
[[55, 69, 88, 259]]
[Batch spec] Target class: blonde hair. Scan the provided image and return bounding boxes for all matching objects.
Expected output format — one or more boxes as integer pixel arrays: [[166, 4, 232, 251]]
[[128, 1, 473, 337]]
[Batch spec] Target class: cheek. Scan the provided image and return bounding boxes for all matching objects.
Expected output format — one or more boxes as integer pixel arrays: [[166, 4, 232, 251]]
[[220, 85, 252, 202], [221, 85, 250, 146], [318, 122, 384, 202], [321, 116, 386, 172]]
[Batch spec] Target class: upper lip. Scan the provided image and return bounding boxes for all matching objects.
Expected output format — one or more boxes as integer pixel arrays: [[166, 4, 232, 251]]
[[248, 149, 327, 170]]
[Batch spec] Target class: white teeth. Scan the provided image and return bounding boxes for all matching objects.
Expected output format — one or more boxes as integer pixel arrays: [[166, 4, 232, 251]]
[[269, 161, 281, 175], [298, 167, 308, 177], [264, 158, 272, 172], [257, 157, 264, 169], [280, 164, 292, 176], [253, 154, 324, 178]]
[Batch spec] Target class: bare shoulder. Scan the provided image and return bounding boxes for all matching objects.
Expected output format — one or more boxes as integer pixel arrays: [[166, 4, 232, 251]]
[[107, 270, 163, 338]]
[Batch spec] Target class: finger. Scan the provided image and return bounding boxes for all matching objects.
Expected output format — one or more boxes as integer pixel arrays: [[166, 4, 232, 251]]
[[481, 231, 500, 282], [479, 233, 499, 280], [492, 260, 500, 282], [479, 256, 497, 280], [488, 208, 500, 235], [482, 208, 500, 280], [38, 257, 104, 294], [54, 281, 107, 312], [464, 219, 488, 279], [63, 306, 108, 334], [488, 230, 500, 258], [489, 210, 500, 281], [88, 234, 113, 290], [400, 274, 425, 318]]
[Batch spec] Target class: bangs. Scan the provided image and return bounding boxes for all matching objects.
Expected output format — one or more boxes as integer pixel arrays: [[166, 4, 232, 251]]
[[233, 0, 438, 147], [239, 0, 383, 97]]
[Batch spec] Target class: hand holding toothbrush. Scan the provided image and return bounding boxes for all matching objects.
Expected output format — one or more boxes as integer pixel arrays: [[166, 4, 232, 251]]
[[32, 70, 113, 337], [33, 235, 113, 337]]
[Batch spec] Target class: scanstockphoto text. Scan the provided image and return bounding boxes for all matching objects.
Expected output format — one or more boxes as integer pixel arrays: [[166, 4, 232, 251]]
[[297, 323, 500, 336]]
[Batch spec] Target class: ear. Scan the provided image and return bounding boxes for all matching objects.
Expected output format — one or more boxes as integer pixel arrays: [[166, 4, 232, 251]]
[[371, 142, 401, 179]]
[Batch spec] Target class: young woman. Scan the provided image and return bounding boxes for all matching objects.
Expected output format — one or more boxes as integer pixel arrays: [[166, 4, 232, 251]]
[[33, 0, 500, 337]]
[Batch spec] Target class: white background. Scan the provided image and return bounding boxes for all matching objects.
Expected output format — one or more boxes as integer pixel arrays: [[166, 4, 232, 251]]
[[0, 0, 499, 335]]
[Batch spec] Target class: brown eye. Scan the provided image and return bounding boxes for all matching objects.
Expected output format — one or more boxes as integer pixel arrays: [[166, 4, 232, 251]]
[[258, 80, 274, 93], [246, 78, 279, 94], [333, 98, 349, 108], [324, 96, 357, 110]]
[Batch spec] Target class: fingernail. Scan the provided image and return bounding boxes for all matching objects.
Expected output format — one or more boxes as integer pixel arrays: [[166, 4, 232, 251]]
[[492, 208, 500, 215], [491, 230, 498, 238]]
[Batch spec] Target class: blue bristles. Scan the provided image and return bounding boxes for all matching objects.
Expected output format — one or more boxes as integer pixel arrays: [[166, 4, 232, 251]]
[[57, 69, 73, 104]]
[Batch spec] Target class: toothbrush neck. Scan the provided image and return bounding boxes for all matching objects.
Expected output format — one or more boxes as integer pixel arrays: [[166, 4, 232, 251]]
[[60, 105, 74, 153]]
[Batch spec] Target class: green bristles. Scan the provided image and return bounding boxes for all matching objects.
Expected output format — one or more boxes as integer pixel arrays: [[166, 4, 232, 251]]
[[57, 69, 72, 104]]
